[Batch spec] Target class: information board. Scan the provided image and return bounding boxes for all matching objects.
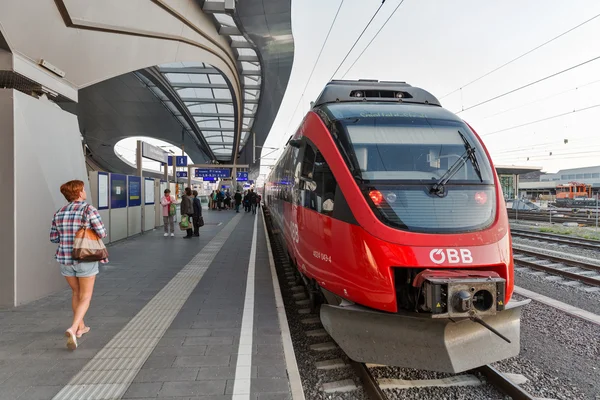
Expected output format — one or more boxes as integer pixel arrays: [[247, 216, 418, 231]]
[[203, 177, 216, 182], [111, 174, 127, 209], [128, 176, 141, 207], [236, 171, 249, 181], [195, 168, 230, 178], [141, 142, 168, 163], [145, 178, 155, 205], [98, 172, 109, 210], [176, 171, 188, 178], [168, 156, 188, 167]]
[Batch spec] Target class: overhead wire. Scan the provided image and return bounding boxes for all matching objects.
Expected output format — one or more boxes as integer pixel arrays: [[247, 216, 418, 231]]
[[482, 103, 600, 136], [327, 0, 388, 81], [480, 78, 600, 120], [280, 0, 346, 148], [341, 0, 407, 78], [440, 12, 600, 100], [455, 55, 600, 114]]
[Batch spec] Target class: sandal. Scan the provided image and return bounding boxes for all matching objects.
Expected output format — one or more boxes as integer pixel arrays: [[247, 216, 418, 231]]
[[76, 326, 90, 338], [65, 329, 78, 350]]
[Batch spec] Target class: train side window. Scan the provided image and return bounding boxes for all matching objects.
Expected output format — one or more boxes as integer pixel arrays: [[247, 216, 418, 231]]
[[301, 144, 316, 178]]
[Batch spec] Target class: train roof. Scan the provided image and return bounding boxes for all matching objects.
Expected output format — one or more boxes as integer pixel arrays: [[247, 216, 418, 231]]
[[313, 80, 441, 108]]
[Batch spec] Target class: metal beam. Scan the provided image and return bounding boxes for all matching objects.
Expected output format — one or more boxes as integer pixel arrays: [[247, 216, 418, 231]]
[[171, 83, 261, 90], [190, 112, 235, 118], [180, 97, 258, 104], [231, 41, 253, 49], [200, 127, 250, 132], [219, 26, 240, 35], [237, 55, 259, 62]]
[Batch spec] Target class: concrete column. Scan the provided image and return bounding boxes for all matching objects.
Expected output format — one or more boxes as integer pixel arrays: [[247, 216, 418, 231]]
[[0, 89, 88, 307]]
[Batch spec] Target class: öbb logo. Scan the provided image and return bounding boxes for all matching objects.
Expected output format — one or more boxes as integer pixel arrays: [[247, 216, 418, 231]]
[[429, 249, 473, 264]]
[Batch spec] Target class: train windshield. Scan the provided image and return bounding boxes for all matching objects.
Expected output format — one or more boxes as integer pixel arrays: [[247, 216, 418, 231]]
[[323, 103, 496, 233]]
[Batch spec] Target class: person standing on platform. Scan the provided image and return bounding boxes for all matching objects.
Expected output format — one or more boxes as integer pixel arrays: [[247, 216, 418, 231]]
[[192, 190, 202, 237], [243, 191, 250, 212], [181, 187, 194, 239], [50, 180, 107, 350], [249, 189, 258, 215], [234, 189, 242, 213], [160, 189, 176, 237]]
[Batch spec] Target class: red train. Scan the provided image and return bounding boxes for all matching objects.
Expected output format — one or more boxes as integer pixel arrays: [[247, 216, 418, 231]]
[[264, 80, 529, 373]]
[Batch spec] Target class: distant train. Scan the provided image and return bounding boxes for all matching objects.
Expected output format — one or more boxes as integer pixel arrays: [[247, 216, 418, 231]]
[[555, 181, 596, 207], [264, 80, 528, 373]]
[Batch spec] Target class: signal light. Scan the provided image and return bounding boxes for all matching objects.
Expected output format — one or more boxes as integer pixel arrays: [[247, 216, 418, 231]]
[[474, 191, 487, 205], [369, 190, 383, 205]]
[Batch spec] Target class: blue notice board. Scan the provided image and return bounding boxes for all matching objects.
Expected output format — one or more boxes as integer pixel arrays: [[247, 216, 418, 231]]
[[128, 176, 141, 207], [236, 171, 248, 181], [111, 174, 128, 209], [195, 168, 230, 178], [168, 156, 188, 167]]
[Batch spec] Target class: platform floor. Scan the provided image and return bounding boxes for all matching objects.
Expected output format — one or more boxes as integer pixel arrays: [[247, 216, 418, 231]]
[[0, 209, 298, 400]]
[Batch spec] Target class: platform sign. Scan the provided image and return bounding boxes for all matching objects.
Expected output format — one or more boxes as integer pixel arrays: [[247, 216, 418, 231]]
[[128, 176, 141, 207], [111, 174, 127, 209], [167, 156, 188, 167], [176, 171, 188, 178], [194, 168, 230, 178], [141, 142, 168, 163], [203, 177, 216, 182], [236, 171, 248, 181]]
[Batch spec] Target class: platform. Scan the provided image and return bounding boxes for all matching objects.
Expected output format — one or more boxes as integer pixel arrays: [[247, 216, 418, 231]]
[[0, 209, 301, 400]]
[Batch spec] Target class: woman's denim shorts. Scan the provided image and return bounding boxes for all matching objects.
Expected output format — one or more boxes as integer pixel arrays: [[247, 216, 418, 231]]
[[60, 261, 99, 277]]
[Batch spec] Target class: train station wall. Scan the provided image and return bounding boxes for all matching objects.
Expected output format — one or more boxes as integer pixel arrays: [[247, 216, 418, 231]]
[[0, 89, 89, 307]]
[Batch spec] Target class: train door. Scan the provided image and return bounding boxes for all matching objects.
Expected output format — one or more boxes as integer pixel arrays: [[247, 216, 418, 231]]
[[296, 139, 337, 278]]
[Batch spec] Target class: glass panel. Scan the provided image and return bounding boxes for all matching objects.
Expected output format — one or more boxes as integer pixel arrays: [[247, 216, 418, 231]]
[[244, 76, 260, 85], [208, 74, 226, 85], [229, 35, 247, 43], [212, 89, 232, 99], [189, 74, 210, 84], [237, 48, 256, 56], [195, 120, 221, 128], [241, 61, 260, 71], [217, 104, 234, 113], [165, 73, 192, 84], [214, 14, 235, 26], [220, 120, 234, 129], [160, 62, 185, 68]]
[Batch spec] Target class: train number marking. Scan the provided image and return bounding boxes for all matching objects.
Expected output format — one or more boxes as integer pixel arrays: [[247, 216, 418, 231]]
[[429, 249, 473, 264], [313, 251, 332, 263]]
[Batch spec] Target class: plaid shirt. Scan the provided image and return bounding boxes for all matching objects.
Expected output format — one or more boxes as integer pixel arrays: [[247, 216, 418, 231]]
[[50, 201, 108, 265]]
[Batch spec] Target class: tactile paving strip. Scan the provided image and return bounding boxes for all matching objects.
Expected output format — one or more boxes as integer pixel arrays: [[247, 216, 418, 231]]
[[52, 214, 243, 400]]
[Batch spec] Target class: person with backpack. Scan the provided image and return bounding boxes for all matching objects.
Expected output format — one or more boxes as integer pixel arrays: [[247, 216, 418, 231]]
[[180, 187, 194, 239], [160, 188, 176, 237]]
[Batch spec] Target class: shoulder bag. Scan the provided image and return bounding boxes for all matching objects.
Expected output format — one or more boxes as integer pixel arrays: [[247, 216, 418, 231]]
[[72, 205, 109, 262]]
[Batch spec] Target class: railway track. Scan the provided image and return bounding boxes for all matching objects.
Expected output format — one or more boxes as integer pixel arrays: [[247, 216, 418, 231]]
[[513, 248, 600, 287], [507, 210, 594, 225], [511, 228, 600, 251], [262, 206, 537, 400], [355, 362, 536, 400]]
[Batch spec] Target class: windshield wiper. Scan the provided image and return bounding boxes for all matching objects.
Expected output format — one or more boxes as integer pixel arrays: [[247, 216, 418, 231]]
[[430, 131, 483, 197]]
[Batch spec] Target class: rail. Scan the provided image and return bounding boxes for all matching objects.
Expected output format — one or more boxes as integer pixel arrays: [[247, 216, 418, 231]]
[[514, 249, 600, 286], [511, 229, 600, 251]]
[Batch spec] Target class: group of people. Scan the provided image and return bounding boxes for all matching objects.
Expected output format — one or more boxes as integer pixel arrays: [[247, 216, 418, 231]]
[[160, 188, 203, 239], [209, 188, 261, 214]]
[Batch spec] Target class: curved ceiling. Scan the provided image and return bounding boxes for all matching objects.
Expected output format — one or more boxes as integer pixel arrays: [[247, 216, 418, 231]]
[[60, 0, 293, 174]]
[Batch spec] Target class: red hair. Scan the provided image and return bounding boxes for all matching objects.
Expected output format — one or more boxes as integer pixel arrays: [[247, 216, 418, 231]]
[[60, 180, 84, 202]]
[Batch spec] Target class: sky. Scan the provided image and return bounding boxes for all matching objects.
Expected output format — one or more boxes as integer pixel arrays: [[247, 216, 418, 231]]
[[258, 0, 600, 180]]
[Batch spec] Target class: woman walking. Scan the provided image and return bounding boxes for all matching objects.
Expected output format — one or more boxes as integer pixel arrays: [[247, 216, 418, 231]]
[[160, 188, 176, 237], [181, 187, 194, 239], [50, 180, 107, 350]]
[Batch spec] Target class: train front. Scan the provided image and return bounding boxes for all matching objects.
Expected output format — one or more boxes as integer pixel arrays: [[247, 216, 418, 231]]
[[313, 83, 530, 373]]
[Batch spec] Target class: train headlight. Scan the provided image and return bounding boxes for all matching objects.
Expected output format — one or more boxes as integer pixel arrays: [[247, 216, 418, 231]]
[[369, 190, 383, 205]]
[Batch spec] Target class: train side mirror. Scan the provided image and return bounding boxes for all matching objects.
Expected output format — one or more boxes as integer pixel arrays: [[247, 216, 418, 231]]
[[289, 139, 302, 148]]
